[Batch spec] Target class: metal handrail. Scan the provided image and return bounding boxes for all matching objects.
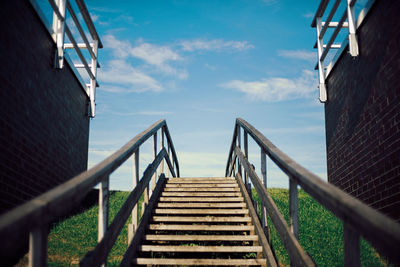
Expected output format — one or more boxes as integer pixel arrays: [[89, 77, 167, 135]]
[[311, 0, 361, 103], [48, 0, 102, 117], [0, 119, 179, 266], [226, 118, 400, 265]]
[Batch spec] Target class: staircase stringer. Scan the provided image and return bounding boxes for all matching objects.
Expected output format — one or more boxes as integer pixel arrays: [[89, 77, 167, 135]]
[[120, 174, 167, 267], [235, 172, 278, 267]]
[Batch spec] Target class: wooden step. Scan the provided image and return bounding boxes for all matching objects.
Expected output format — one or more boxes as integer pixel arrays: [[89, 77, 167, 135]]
[[140, 245, 263, 253], [159, 197, 244, 202], [157, 202, 246, 208], [167, 179, 236, 184], [145, 234, 258, 241], [163, 187, 240, 192], [154, 209, 249, 215], [165, 184, 238, 188], [161, 192, 242, 197], [169, 177, 234, 180], [152, 216, 251, 223], [133, 258, 267, 266], [149, 224, 254, 231]]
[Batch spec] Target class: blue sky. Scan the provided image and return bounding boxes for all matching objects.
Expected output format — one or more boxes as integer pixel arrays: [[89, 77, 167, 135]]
[[78, 0, 328, 190]]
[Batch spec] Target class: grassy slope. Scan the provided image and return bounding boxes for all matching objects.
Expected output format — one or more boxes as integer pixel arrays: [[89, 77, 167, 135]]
[[47, 189, 389, 266]]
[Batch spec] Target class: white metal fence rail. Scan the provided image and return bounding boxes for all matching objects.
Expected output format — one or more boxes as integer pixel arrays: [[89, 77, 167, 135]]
[[49, 0, 102, 117], [312, 0, 360, 103]]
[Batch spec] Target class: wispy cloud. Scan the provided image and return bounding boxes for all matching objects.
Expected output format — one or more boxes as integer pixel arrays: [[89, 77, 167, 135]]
[[221, 69, 317, 102], [104, 34, 187, 80], [302, 12, 314, 18], [99, 59, 163, 93], [180, 39, 254, 52], [277, 49, 315, 61]]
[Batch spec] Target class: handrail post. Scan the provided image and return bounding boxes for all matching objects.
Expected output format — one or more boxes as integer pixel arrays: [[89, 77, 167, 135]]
[[89, 39, 98, 117], [344, 223, 361, 267], [160, 128, 165, 175], [52, 0, 66, 69], [151, 132, 157, 196], [289, 178, 299, 239], [167, 143, 171, 178], [316, 16, 327, 102], [236, 124, 242, 178], [29, 227, 48, 267], [261, 149, 268, 233], [244, 130, 250, 195], [98, 175, 109, 242], [98, 175, 109, 267], [128, 149, 139, 244], [346, 0, 359, 57]]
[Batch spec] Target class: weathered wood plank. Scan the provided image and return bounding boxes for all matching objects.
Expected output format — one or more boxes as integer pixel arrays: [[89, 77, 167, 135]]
[[163, 187, 240, 192], [165, 184, 238, 188], [157, 202, 246, 208], [167, 180, 235, 184], [0, 120, 178, 254], [140, 245, 263, 253], [235, 147, 315, 266], [154, 209, 249, 215], [161, 192, 242, 197], [289, 178, 299, 239], [120, 176, 167, 267], [234, 118, 400, 261], [149, 224, 254, 231], [159, 197, 243, 202], [235, 173, 278, 267], [81, 149, 167, 266], [133, 258, 267, 266], [344, 223, 361, 267], [145, 234, 258, 241], [151, 216, 251, 223]]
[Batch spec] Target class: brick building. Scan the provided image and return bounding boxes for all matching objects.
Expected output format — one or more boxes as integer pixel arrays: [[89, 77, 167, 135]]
[[321, 0, 400, 221], [0, 1, 98, 215]]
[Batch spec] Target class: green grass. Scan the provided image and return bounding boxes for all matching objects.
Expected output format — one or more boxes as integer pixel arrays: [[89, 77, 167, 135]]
[[46, 189, 391, 266], [252, 188, 391, 267]]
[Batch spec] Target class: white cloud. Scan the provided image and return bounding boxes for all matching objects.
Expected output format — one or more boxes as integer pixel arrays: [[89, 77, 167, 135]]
[[131, 43, 181, 65], [104, 35, 187, 80], [221, 69, 317, 102], [302, 12, 314, 18], [180, 39, 254, 52], [103, 34, 132, 58], [99, 59, 163, 93], [277, 49, 315, 61]]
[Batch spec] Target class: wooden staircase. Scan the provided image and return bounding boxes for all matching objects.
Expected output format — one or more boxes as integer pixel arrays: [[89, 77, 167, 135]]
[[132, 177, 269, 266]]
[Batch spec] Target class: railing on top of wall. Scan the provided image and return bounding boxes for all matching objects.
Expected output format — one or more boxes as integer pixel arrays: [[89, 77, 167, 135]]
[[226, 118, 400, 266], [0, 119, 179, 267], [311, 0, 369, 103], [40, 0, 103, 117]]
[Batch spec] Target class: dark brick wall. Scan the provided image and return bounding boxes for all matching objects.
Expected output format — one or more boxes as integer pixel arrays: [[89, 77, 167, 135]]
[[325, 0, 400, 221], [0, 1, 90, 215]]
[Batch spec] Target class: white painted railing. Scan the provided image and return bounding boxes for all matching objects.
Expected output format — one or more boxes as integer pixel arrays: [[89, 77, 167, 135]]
[[311, 0, 368, 103], [47, 0, 102, 117]]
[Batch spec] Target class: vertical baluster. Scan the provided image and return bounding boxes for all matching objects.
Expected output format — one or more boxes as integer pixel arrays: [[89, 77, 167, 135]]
[[128, 149, 139, 243], [316, 16, 327, 102], [98, 175, 109, 242], [52, 0, 66, 69], [260, 149, 267, 231], [160, 128, 165, 174], [244, 131, 250, 195], [236, 125, 242, 178], [151, 132, 157, 196], [346, 0, 359, 57], [344, 223, 361, 267], [167, 141, 171, 178], [289, 178, 299, 239], [29, 227, 48, 267]]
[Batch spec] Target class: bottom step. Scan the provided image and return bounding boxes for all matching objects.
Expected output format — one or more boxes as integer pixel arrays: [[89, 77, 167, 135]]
[[133, 258, 267, 266]]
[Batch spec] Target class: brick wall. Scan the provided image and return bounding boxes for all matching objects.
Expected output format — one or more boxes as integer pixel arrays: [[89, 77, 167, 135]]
[[325, 0, 400, 221], [0, 1, 90, 215]]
